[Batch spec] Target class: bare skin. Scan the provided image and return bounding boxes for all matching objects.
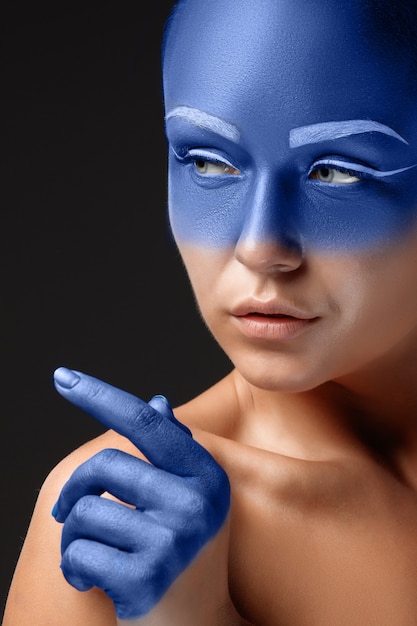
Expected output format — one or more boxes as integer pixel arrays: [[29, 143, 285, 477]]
[[6, 232, 417, 624], [5, 363, 417, 625]]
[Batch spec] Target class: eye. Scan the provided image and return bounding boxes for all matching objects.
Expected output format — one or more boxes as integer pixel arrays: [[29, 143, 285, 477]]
[[171, 146, 241, 177], [193, 158, 240, 176], [309, 166, 360, 185]]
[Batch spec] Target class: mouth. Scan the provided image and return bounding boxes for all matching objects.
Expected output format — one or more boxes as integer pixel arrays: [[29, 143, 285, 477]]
[[245, 312, 297, 319], [231, 300, 316, 319], [230, 301, 319, 340]]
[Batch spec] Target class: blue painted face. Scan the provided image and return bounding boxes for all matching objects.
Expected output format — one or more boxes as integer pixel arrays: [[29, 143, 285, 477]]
[[163, 0, 417, 252]]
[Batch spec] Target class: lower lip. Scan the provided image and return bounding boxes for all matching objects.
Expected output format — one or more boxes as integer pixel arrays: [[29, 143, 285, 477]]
[[232, 314, 318, 341]]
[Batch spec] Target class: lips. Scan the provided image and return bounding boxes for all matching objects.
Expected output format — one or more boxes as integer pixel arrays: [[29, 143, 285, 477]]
[[230, 300, 319, 340], [231, 300, 316, 320], [245, 312, 297, 322], [247, 312, 293, 318]]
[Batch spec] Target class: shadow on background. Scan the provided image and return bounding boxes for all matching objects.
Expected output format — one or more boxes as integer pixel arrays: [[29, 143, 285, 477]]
[[2, 2, 232, 612]]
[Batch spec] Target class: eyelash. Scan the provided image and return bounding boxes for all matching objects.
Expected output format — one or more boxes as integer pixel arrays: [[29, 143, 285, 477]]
[[173, 147, 224, 163], [308, 159, 382, 182], [172, 147, 240, 175]]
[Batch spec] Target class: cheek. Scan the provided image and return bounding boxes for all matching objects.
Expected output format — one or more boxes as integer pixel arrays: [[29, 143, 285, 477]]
[[317, 238, 417, 362], [168, 162, 249, 248], [176, 245, 229, 303], [302, 179, 417, 252]]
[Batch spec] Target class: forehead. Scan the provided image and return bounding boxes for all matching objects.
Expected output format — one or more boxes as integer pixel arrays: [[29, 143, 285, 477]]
[[163, 0, 416, 144]]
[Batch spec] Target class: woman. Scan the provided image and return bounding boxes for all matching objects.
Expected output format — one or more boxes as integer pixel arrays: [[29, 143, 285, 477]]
[[5, 0, 417, 623]]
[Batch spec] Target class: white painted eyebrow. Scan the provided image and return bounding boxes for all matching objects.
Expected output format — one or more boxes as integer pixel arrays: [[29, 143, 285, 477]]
[[165, 106, 241, 143], [289, 120, 409, 148]]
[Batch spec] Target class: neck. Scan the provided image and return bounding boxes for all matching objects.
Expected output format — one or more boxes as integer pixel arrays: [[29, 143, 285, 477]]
[[335, 337, 417, 442], [231, 339, 417, 466]]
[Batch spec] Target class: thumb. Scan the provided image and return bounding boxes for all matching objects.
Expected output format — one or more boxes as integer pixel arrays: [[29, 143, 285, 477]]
[[148, 395, 192, 437]]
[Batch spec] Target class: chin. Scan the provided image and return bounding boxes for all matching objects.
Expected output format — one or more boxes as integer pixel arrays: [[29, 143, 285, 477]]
[[231, 352, 330, 394]]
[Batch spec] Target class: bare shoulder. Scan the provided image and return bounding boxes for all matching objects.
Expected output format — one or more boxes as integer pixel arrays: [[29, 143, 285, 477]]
[[3, 430, 136, 626]]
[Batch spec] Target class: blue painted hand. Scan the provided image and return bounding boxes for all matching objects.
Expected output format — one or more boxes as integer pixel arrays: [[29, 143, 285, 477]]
[[52, 367, 231, 620]]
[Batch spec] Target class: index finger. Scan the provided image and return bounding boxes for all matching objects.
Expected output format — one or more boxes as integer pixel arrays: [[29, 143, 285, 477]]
[[53, 367, 214, 477]]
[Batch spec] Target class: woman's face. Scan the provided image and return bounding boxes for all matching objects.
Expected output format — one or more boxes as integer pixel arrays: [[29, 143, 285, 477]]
[[163, 0, 417, 391]]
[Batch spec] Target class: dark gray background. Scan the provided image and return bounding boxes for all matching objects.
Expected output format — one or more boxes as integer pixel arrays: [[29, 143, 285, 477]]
[[2, 2, 231, 612]]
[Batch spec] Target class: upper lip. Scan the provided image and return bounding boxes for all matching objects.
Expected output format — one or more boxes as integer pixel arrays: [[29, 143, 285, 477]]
[[231, 299, 318, 320]]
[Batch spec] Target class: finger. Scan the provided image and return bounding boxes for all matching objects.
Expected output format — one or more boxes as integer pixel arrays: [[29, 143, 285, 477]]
[[60, 538, 133, 597], [53, 448, 187, 522], [148, 394, 192, 436], [60, 495, 164, 554], [61, 539, 175, 618], [53, 367, 212, 477]]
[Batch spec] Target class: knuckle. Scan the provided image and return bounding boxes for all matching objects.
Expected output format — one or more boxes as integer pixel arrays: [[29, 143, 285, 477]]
[[181, 487, 206, 517], [84, 448, 121, 478], [94, 447, 121, 467], [128, 401, 161, 436], [85, 381, 104, 402], [61, 538, 89, 581], [61, 540, 93, 592], [70, 495, 97, 524], [157, 525, 177, 552], [63, 538, 83, 568], [172, 486, 218, 539]]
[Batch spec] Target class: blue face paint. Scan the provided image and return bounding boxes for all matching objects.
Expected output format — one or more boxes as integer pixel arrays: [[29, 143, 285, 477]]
[[163, 0, 417, 251]]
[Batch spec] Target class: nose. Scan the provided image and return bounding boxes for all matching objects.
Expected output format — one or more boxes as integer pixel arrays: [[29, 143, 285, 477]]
[[234, 172, 304, 273]]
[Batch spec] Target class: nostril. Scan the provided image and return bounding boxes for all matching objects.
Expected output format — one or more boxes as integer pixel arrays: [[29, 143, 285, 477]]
[[234, 237, 304, 273]]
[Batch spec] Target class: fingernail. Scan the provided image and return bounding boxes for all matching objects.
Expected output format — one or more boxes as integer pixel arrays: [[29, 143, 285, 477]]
[[151, 394, 172, 410], [54, 367, 80, 389]]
